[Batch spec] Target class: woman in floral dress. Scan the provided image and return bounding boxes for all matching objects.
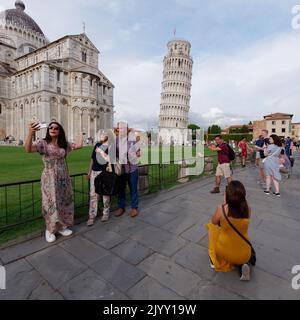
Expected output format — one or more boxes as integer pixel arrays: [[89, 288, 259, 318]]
[[25, 121, 83, 243]]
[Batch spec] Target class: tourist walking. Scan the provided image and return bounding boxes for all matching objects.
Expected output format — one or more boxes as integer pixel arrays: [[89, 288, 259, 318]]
[[206, 181, 253, 281], [285, 137, 293, 157], [263, 134, 283, 197], [208, 135, 233, 194], [87, 129, 114, 226], [255, 129, 270, 186], [115, 122, 141, 218], [24, 122, 83, 243], [238, 137, 248, 168], [255, 135, 264, 167]]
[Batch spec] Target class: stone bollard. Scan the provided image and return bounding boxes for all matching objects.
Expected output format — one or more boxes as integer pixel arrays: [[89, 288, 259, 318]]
[[178, 160, 189, 183], [205, 157, 214, 174], [235, 152, 242, 166], [138, 166, 149, 195]]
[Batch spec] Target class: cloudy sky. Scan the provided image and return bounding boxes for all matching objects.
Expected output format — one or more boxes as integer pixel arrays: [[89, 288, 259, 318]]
[[1, 0, 300, 129]]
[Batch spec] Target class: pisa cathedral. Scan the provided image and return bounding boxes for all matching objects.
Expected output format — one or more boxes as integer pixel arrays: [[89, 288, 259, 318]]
[[0, 1, 114, 142], [159, 38, 193, 145]]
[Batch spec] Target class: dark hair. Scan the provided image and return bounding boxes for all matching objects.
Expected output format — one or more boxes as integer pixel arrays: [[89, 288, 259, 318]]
[[214, 135, 222, 139], [270, 134, 282, 147], [44, 122, 68, 150], [225, 181, 250, 219]]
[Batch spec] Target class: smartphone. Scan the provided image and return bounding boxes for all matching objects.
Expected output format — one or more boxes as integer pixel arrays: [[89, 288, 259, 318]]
[[39, 122, 47, 130]]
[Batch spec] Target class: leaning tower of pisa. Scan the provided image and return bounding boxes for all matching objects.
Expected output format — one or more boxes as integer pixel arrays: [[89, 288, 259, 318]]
[[159, 38, 193, 144]]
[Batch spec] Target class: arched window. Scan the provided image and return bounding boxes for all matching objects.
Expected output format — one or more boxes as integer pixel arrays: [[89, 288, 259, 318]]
[[57, 70, 61, 82], [82, 51, 87, 62], [0, 103, 2, 114]]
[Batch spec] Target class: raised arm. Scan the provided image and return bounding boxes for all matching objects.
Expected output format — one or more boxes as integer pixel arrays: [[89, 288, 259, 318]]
[[211, 205, 223, 225], [208, 145, 222, 152], [72, 133, 84, 150], [24, 123, 40, 153]]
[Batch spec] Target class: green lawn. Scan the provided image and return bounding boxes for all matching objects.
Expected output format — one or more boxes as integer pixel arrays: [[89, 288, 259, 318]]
[[0, 145, 216, 245], [0, 145, 214, 184]]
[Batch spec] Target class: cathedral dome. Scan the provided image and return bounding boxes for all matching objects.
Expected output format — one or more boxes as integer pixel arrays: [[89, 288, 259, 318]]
[[0, 1, 45, 36]]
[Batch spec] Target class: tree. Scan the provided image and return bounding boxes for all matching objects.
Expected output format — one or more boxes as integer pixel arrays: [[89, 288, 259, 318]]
[[188, 124, 201, 143], [240, 125, 250, 133], [188, 124, 200, 130], [210, 125, 221, 134]]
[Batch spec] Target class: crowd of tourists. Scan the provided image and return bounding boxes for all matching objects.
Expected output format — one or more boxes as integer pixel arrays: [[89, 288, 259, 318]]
[[24, 120, 299, 284], [206, 130, 298, 282]]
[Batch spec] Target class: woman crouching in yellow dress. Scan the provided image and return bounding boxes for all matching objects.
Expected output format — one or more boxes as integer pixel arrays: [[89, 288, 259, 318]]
[[206, 181, 252, 281]]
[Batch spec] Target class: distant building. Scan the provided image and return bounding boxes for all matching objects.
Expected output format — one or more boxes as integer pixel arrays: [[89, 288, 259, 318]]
[[291, 123, 300, 141], [253, 113, 294, 140], [252, 120, 267, 140], [222, 124, 253, 135]]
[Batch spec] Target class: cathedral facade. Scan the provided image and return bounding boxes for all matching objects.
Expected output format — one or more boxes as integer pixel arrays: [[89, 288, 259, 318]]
[[0, 1, 114, 142]]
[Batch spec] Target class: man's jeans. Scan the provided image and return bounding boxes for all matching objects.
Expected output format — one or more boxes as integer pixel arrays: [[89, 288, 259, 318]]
[[118, 169, 139, 209]]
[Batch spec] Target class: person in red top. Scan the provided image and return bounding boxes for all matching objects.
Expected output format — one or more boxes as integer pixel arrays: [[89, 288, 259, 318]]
[[238, 137, 248, 168], [208, 135, 233, 194]]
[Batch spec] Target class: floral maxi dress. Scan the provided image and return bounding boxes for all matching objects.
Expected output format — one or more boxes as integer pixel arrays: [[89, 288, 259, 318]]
[[35, 140, 74, 234]]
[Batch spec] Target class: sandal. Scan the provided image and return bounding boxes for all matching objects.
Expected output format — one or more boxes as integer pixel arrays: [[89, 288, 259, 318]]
[[87, 218, 95, 226]]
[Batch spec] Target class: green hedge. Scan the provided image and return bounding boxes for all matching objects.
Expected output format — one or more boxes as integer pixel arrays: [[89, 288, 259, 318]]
[[207, 134, 253, 142]]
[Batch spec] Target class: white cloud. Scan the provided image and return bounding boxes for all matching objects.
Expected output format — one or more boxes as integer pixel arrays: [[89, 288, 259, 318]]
[[104, 57, 162, 129], [1, 1, 299, 130], [102, 31, 300, 130], [190, 32, 300, 126]]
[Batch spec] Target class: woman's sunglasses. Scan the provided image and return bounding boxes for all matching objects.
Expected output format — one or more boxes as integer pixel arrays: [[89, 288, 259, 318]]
[[48, 126, 60, 131]]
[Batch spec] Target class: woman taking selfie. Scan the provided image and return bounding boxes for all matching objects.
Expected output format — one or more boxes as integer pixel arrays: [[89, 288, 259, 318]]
[[25, 121, 83, 243], [206, 181, 253, 281]]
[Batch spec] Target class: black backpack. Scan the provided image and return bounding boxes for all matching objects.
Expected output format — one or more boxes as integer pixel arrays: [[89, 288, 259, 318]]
[[227, 144, 236, 161], [94, 169, 120, 196]]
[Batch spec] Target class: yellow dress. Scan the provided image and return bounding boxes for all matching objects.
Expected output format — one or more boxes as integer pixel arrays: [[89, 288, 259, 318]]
[[206, 216, 251, 272]]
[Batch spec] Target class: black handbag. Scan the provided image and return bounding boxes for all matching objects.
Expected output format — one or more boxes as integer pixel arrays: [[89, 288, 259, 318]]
[[94, 164, 120, 196], [222, 205, 256, 266]]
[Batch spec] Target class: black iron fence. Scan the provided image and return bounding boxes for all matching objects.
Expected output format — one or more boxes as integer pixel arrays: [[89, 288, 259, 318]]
[[0, 153, 252, 232]]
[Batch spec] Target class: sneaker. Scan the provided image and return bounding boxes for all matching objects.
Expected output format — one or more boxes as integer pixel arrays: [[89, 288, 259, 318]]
[[240, 264, 251, 281], [101, 214, 109, 222], [273, 193, 281, 197], [45, 230, 56, 243], [264, 190, 270, 195], [87, 218, 95, 227], [210, 187, 220, 194], [58, 228, 73, 237]]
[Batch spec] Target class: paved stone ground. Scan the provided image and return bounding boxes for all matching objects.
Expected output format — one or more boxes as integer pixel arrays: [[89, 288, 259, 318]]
[[1, 156, 300, 300]]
